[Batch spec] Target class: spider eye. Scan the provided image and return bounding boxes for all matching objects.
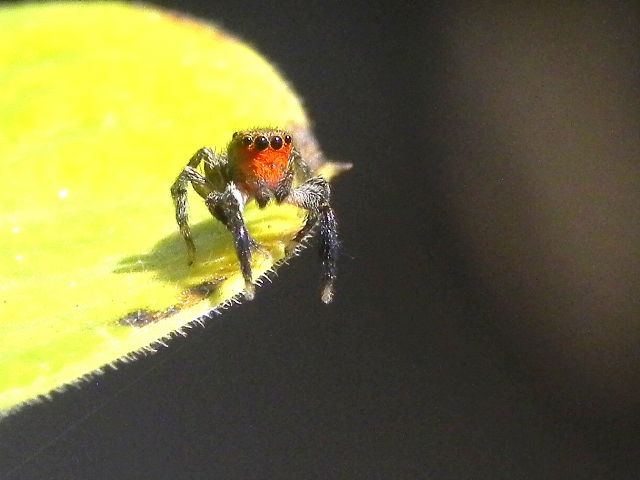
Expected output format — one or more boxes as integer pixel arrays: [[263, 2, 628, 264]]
[[284, 134, 292, 145], [232, 131, 239, 138], [242, 136, 252, 146], [254, 135, 269, 151], [270, 136, 283, 150]]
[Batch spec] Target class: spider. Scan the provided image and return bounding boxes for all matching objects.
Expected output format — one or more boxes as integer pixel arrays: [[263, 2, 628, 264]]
[[170, 128, 339, 303]]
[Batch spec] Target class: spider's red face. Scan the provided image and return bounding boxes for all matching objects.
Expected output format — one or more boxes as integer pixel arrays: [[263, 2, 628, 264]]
[[230, 130, 293, 189]]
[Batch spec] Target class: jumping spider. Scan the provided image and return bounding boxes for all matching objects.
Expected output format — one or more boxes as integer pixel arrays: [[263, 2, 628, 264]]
[[170, 128, 339, 303]]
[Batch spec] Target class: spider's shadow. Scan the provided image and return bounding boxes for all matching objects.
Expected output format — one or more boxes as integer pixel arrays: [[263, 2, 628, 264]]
[[113, 210, 298, 286], [114, 220, 238, 285]]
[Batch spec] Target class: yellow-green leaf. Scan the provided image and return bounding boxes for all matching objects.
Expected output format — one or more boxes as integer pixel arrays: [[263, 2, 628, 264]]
[[0, 2, 345, 417]]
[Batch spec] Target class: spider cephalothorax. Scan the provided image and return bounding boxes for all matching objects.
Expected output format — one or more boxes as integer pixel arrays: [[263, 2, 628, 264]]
[[170, 128, 339, 303], [229, 130, 293, 192]]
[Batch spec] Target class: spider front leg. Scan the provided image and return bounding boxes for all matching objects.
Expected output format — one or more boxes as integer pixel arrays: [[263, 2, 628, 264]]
[[274, 148, 316, 250], [278, 175, 339, 304], [170, 147, 220, 264], [205, 184, 256, 300]]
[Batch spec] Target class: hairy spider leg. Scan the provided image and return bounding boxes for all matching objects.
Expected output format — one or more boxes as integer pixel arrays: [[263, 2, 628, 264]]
[[170, 147, 219, 264], [275, 150, 338, 304], [205, 185, 255, 300], [171, 147, 257, 299]]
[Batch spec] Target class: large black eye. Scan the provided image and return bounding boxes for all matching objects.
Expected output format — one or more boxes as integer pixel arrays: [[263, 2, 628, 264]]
[[242, 136, 252, 146], [284, 134, 292, 144], [270, 136, 283, 150], [254, 135, 269, 151]]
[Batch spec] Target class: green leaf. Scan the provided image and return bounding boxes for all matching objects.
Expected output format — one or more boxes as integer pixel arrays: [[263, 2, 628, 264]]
[[0, 2, 346, 416]]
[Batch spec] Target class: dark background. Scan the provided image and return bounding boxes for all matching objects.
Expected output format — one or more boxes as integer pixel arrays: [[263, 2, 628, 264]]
[[2, 1, 640, 479]]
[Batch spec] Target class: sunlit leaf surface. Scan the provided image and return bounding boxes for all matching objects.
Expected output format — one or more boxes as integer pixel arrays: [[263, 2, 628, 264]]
[[0, 2, 341, 416]]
